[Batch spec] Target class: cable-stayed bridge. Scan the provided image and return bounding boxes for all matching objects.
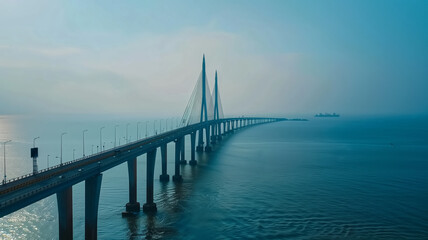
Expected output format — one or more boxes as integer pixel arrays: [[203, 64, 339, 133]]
[[0, 56, 286, 239]]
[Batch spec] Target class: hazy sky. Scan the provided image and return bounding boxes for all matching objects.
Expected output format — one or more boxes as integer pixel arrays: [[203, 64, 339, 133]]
[[0, 0, 427, 116]]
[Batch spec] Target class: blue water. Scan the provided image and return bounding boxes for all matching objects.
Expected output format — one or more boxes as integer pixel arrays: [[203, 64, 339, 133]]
[[1, 115, 428, 239]]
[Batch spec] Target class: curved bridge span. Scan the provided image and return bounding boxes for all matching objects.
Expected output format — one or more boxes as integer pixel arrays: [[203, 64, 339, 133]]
[[0, 56, 287, 239], [0, 117, 284, 238]]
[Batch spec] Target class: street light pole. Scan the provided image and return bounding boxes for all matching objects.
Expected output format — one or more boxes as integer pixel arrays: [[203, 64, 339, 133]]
[[60, 132, 67, 165], [126, 123, 130, 143], [137, 121, 142, 140], [145, 121, 149, 138], [99, 127, 105, 153], [47, 154, 50, 168], [154, 120, 157, 135], [33, 137, 40, 148], [83, 129, 88, 157], [3, 140, 11, 184], [32, 137, 40, 174], [114, 125, 119, 147]]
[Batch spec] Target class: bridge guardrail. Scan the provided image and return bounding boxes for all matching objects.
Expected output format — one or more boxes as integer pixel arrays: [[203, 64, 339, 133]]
[[0, 118, 283, 189]]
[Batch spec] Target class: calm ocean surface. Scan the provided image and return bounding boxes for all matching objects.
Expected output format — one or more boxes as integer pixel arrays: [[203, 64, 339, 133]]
[[0, 115, 427, 239]]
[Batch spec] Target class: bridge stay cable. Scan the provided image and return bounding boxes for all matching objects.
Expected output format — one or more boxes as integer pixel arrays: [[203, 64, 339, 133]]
[[0, 54, 284, 240]]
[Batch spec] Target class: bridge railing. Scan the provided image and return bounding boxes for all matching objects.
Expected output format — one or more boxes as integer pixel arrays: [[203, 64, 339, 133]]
[[0, 117, 282, 187]]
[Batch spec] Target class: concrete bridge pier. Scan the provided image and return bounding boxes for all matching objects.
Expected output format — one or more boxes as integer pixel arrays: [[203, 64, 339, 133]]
[[143, 149, 157, 213], [205, 126, 212, 152], [85, 173, 103, 240], [196, 129, 204, 152], [189, 132, 197, 166], [123, 158, 140, 215], [173, 138, 183, 182], [217, 123, 222, 141], [57, 187, 73, 240], [180, 138, 187, 165], [210, 124, 217, 145], [159, 144, 170, 182]]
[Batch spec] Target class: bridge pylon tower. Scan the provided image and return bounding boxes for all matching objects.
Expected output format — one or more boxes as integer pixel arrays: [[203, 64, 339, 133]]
[[212, 70, 221, 143], [196, 55, 210, 152]]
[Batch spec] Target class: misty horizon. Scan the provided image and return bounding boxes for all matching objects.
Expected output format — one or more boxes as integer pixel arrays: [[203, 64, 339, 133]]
[[1, 1, 427, 116]]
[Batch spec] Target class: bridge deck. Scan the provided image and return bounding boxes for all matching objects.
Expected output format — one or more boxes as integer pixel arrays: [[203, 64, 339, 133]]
[[0, 117, 284, 217]]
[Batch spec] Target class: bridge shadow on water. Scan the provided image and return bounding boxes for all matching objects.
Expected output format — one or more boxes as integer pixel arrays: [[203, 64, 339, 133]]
[[123, 131, 243, 240]]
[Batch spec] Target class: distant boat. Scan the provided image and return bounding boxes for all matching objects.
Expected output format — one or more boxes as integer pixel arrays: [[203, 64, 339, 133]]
[[315, 113, 340, 117]]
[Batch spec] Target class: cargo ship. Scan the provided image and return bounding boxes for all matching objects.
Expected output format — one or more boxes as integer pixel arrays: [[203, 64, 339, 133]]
[[314, 113, 340, 117]]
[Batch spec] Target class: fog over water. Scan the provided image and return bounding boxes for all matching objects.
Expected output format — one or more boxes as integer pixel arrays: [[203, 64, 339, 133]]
[[1, 1, 428, 239], [1, 1, 427, 116], [1, 115, 427, 239]]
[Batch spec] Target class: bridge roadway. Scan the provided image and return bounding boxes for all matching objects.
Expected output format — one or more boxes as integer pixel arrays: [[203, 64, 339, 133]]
[[0, 117, 285, 239]]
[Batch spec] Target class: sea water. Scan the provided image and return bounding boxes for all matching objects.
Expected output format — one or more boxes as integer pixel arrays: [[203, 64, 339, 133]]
[[0, 115, 427, 239]]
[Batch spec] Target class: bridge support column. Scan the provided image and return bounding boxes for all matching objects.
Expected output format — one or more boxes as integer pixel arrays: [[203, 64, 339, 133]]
[[221, 122, 225, 136], [205, 126, 212, 152], [196, 129, 204, 152], [123, 158, 140, 215], [217, 122, 222, 141], [143, 149, 157, 213], [189, 132, 197, 165], [211, 123, 217, 145], [173, 138, 183, 182], [85, 173, 103, 240], [57, 187, 73, 240], [159, 144, 169, 182], [180, 137, 187, 165]]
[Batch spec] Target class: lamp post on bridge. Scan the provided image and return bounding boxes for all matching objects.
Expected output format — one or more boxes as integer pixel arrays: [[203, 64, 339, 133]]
[[32, 137, 40, 174], [154, 120, 157, 135], [114, 125, 119, 147], [126, 123, 130, 143], [47, 154, 50, 168], [137, 122, 142, 140], [2, 140, 11, 184], [60, 132, 67, 165], [83, 129, 88, 157], [145, 121, 149, 138], [99, 127, 105, 152]]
